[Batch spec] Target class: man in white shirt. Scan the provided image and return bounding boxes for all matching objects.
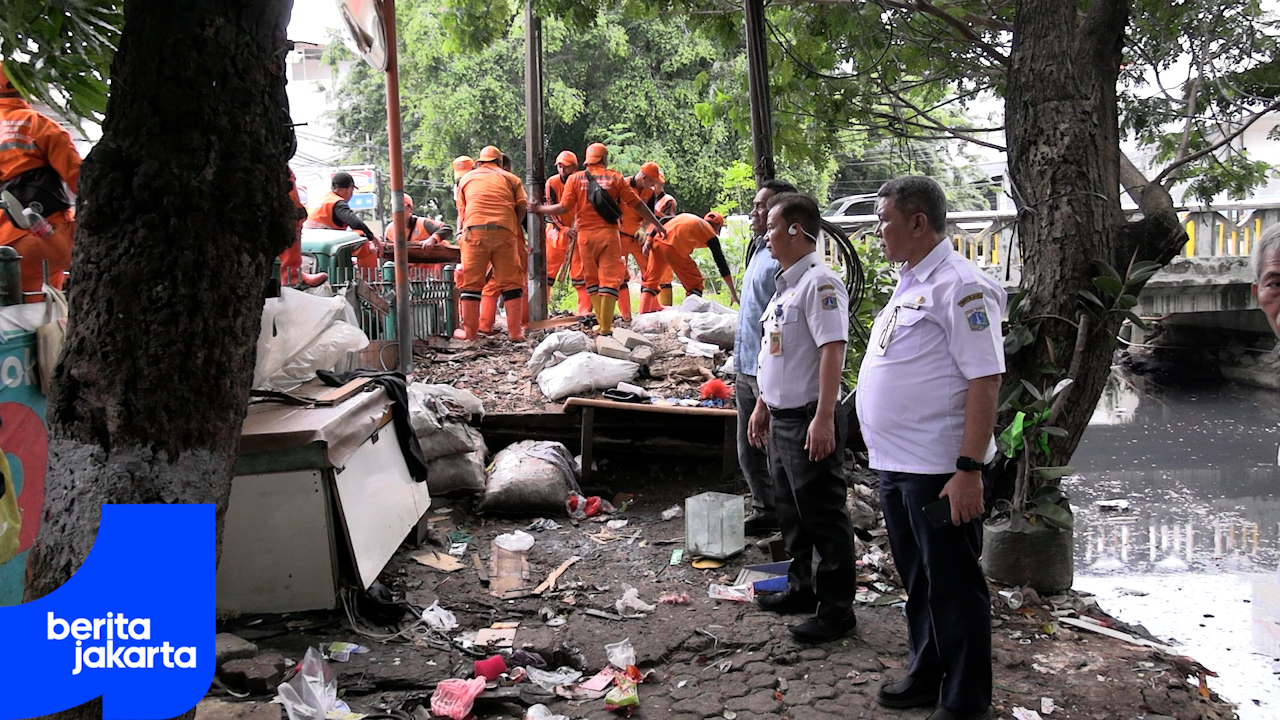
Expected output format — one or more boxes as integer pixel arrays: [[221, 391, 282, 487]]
[[857, 176, 1004, 720], [747, 193, 858, 644]]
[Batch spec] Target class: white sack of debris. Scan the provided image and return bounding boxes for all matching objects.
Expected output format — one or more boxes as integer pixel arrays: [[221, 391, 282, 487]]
[[689, 313, 737, 349], [527, 330, 593, 375], [427, 450, 488, 496], [254, 288, 369, 391], [679, 295, 736, 314], [480, 440, 582, 515], [536, 352, 639, 401], [630, 308, 690, 333]]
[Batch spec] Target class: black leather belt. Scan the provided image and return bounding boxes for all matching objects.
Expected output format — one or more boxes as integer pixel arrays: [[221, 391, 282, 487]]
[[768, 403, 817, 420]]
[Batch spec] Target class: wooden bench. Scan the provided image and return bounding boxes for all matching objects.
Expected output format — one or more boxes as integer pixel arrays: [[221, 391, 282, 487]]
[[561, 397, 738, 483]]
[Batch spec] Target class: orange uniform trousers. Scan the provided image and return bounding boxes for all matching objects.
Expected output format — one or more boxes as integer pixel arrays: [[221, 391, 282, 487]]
[[460, 226, 523, 300], [10, 216, 73, 300], [649, 242, 704, 296], [579, 228, 625, 297]]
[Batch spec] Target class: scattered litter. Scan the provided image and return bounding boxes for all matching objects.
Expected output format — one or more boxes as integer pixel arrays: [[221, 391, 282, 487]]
[[524, 704, 570, 720], [581, 669, 615, 692], [659, 592, 691, 605], [567, 494, 615, 519], [670, 549, 685, 565], [475, 622, 519, 648], [584, 608, 624, 621], [736, 561, 790, 593], [526, 518, 561, 532], [999, 589, 1024, 609], [692, 557, 724, 569], [473, 654, 508, 681], [430, 677, 486, 720], [661, 505, 684, 521], [1041, 697, 1056, 715], [604, 676, 640, 712], [534, 555, 582, 595], [411, 550, 465, 573], [276, 647, 341, 720], [482, 441, 581, 515], [447, 542, 468, 557], [326, 642, 369, 662], [1095, 499, 1130, 512], [606, 519, 630, 530], [1116, 587, 1148, 597], [510, 649, 547, 669], [615, 585, 656, 617], [525, 666, 584, 690], [1012, 708, 1043, 720], [491, 535, 534, 598], [708, 584, 753, 602], [606, 638, 637, 669], [447, 530, 472, 544]]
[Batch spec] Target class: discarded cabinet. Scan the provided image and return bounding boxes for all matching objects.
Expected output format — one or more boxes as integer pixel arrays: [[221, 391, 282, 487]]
[[218, 386, 431, 615]]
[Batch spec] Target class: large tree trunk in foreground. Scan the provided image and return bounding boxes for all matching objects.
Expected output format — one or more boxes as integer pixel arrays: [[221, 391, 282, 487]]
[[1003, 0, 1183, 470], [24, 0, 295, 689]]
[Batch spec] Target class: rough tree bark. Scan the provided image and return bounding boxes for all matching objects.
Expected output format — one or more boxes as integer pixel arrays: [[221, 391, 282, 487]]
[[23, 0, 295, 715], [1003, 0, 1184, 468]]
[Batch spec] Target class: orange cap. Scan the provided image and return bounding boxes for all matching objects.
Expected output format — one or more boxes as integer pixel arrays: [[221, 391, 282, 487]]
[[555, 150, 578, 169], [478, 145, 502, 162], [703, 212, 725, 232], [453, 155, 474, 178], [585, 143, 608, 165], [640, 162, 662, 182]]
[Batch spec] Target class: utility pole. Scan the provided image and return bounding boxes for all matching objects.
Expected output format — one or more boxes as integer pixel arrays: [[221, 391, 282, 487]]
[[744, 0, 776, 186], [524, 0, 547, 321], [383, 0, 412, 373]]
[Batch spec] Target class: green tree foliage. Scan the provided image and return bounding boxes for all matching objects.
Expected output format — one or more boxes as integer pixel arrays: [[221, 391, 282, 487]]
[[0, 0, 120, 125]]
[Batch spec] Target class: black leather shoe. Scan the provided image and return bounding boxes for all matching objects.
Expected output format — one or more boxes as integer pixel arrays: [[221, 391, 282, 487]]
[[927, 706, 993, 720], [876, 674, 941, 709], [788, 610, 857, 644], [755, 590, 818, 614], [744, 511, 780, 536]]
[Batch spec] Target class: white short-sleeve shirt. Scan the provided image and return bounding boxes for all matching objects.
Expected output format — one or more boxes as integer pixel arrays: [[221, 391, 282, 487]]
[[757, 251, 849, 410], [856, 241, 1006, 474]]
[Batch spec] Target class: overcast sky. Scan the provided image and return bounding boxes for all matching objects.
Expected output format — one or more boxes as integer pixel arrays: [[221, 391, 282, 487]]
[[289, 0, 344, 45]]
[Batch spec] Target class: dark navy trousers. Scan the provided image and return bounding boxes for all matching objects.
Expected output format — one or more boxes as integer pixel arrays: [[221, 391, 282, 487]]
[[878, 470, 991, 714]]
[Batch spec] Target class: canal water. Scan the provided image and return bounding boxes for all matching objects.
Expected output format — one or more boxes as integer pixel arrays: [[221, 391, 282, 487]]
[[1065, 371, 1280, 718]]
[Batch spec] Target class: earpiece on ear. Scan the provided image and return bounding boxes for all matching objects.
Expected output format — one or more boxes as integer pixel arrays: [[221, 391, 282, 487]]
[[788, 225, 798, 236]]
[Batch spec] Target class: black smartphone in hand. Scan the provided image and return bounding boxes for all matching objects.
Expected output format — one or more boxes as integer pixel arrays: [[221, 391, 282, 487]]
[[922, 497, 952, 529]]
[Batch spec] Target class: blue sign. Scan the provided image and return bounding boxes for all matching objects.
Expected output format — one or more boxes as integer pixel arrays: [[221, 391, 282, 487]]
[[348, 193, 377, 210], [0, 504, 214, 719]]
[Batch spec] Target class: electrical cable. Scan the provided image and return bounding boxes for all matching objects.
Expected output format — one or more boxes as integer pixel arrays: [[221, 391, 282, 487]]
[[819, 219, 869, 346]]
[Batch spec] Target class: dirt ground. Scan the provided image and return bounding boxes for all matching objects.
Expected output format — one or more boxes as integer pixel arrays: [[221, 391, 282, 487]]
[[211, 457, 1238, 720]]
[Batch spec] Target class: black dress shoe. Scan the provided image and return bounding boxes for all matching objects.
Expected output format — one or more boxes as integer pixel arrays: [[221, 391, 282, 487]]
[[876, 674, 941, 709], [788, 610, 857, 644], [755, 590, 818, 614], [744, 511, 780, 536], [927, 706, 993, 720]]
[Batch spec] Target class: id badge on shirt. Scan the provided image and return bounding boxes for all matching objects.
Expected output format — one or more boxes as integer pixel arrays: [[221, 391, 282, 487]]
[[768, 301, 784, 355]]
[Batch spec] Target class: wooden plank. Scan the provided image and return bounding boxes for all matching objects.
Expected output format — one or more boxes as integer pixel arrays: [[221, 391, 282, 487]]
[[563, 396, 736, 417], [313, 377, 373, 406], [528, 316, 582, 331], [1056, 616, 1175, 652], [356, 278, 391, 314], [533, 555, 581, 595]]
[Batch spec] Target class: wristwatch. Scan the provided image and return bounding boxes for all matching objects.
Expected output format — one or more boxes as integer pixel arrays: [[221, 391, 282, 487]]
[[956, 456, 983, 472]]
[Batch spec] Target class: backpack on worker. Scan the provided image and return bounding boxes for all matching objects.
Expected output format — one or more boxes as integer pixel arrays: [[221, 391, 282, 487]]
[[584, 171, 622, 224], [0, 166, 71, 228]]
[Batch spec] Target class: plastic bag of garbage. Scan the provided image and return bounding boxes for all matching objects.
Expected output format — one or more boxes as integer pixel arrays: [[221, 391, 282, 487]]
[[430, 677, 486, 720], [629, 308, 689, 333], [426, 450, 487, 496], [480, 441, 581, 515], [527, 330, 592, 375], [679, 336, 720, 358], [680, 295, 735, 315], [605, 638, 636, 670], [255, 288, 369, 391], [410, 382, 485, 421], [615, 586, 655, 618], [525, 666, 584, 690], [494, 529, 536, 552], [536, 352, 639, 401], [276, 646, 337, 720], [525, 704, 570, 720], [689, 312, 738, 349], [422, 600, 458, 631]]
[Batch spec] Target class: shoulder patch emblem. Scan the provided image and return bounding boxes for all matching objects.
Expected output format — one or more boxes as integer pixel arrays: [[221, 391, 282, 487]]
[[817, 284, 835, 292], [965, 305, 990, 331], [958, 292, 984, 307], [821, 294, 839, 310]]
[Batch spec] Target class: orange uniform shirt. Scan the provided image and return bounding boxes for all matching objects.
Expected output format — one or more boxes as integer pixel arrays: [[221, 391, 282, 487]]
[[304, 192, 346, 230], [618, 177, 655, 236], [456, 165, 527, 234], [0, 97, 81, 245], [545, 173, 577, 229], [558, 165, 641, 235], [656, 213, 717, 257]]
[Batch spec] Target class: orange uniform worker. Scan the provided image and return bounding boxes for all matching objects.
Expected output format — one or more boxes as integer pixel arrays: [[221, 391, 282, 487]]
[[648, 177, 678, 306], [278, 169, 328, 288], [530, 143, 666, 335], [304, 171, 380, 281], [0, 62, 81, 300], [544, 151, 591, 316], [477, 152, 530, 334], [454, 145, 528, 341], [385, 193, 453, 247], [617, 161, 663, 320], [643, 212, 739, 310]]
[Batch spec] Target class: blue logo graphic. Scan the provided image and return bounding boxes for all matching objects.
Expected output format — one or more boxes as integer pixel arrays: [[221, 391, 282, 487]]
[[347, 193, 377, 210], [0, 504, 215, 719]]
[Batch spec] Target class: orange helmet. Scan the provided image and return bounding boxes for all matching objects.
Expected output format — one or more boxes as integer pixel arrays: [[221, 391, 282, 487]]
[[703, 212, 725, 232], [555, 150, 578, 169]]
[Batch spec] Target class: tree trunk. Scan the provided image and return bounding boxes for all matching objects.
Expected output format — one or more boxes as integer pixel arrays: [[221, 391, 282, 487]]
[[24, 3, 294, 714], [1003, 0, 1183, 472]]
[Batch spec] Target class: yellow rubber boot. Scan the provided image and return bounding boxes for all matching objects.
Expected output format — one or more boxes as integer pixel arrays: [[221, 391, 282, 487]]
[[658, 286, 673, 306], [617, 285, 632, 320], [597, 294, 617, 335]]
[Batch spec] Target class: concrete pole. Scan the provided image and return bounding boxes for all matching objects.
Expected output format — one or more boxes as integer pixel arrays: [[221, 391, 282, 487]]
[[383, 0, 412, 373], [525, 1, 547, 321], [744, 0, 776, 186]]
